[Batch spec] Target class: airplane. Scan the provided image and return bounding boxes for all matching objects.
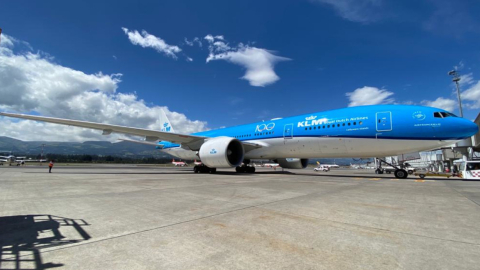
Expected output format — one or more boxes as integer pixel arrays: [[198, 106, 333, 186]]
[[16, 157, 47, 164], [193, 159, 202, 165], [262, 162, 280, 168], [172, 159, 188, 167], [0, 105, 478, 178], [318, 163, 340, 168], [0, 153, 27, 166], [350, 163, 365, 169]]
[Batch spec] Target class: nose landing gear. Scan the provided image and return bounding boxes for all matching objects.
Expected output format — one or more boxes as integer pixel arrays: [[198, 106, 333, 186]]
[[394, 169, 408, 179], [375, 158, 409, 179]]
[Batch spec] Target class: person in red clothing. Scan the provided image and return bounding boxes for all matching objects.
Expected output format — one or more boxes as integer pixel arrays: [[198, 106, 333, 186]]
[[48, 160, 54, 173]]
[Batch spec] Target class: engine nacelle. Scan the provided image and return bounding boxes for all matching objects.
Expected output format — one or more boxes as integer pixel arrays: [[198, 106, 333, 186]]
[[276, 158, 308, 169], [199, 137, 244, 168]]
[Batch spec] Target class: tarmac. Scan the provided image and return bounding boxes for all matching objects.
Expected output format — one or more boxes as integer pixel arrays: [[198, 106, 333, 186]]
[[1, 165, 480, 270]]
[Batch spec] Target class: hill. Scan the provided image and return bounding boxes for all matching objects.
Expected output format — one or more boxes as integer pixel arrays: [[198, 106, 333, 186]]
[[0, 136, 172, 158]]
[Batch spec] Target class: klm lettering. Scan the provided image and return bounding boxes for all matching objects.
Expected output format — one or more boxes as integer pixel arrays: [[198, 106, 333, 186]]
[[297, 119, 325, 127]]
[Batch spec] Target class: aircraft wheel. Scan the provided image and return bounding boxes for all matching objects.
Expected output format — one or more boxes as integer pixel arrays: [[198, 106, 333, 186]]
[[209, 168, 217, 174], [236, 167, 241, 173], [408, 170, 414, 175], [394, 169, 408, 179], [194, 166, 199, 173]]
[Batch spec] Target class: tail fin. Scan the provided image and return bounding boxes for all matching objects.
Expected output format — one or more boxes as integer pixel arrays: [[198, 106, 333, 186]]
[[160, 109, 175, 133]]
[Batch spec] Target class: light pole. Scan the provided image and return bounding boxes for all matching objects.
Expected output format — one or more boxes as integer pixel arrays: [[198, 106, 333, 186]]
[[448, 70, 463, 117]]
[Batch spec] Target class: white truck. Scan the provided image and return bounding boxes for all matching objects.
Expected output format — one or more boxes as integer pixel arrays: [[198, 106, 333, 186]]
[[457, 161, 480, 180]]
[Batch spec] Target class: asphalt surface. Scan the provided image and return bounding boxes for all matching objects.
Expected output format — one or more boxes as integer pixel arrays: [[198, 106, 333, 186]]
[[1, 165, 479, 270]]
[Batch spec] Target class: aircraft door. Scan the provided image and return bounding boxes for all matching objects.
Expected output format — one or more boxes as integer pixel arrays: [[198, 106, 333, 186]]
[[376, 112, 392, 132], [283, 124, 293, 139]]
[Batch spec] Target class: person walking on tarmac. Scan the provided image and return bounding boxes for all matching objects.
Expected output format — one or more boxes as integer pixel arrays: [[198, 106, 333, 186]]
[[48, 160, 54, 173]]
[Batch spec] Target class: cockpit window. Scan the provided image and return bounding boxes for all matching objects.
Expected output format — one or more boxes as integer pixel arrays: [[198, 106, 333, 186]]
[[434, 112, 458, 118]]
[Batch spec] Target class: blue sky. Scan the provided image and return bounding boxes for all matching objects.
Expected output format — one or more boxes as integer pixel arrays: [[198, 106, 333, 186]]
[[0, 0, 480, 141]]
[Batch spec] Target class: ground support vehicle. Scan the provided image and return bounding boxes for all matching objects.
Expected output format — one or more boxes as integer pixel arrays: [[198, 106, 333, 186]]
[[414, 170, 452, 179], [314, 166, 330, 172], [457, 161, 480, 180]]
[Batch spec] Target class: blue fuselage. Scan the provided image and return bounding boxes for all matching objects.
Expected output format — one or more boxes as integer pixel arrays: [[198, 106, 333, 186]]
[[159, 105, 478, 152]]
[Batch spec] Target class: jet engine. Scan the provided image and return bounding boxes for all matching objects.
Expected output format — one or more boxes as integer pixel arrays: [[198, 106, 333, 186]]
[[199, 137, 244, 168], [276, 158, 308, 169]]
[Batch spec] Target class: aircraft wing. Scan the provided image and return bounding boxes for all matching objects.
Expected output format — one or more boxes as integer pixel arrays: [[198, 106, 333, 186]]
[[118, 138, 162, 146], [0, 112, 206, 147], [0, 112, 266, 153]]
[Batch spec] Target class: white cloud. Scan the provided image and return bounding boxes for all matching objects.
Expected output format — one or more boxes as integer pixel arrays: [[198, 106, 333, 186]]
[[421, 97, 456, 112], [459, 73, 474, 87], [0, 34, 16, 48], [313, 0, 384, 23], [184, 38, 194, 46], [346, 86, 394, 107], [204, 35, 215, 42], [186, 57, 193, 62], [0, 35, 207, 142], [122, 27, 181, 59], [462, 81, 480, 109], [204, 35, 290, 87]]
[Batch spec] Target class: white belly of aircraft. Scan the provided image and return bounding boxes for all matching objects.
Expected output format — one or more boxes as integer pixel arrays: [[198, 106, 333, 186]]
[[162, 137, 456, 160]]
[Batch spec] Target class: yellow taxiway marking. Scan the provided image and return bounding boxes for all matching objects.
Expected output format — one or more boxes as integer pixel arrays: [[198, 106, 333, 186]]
[[369, 178, 381, 181], [415, 180, 425, 182], [390, 179, 398, 181]]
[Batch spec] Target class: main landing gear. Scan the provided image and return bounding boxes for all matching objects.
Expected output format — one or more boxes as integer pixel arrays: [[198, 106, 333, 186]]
[[193, 164, 216, 174], [235, 165, 255, 173], [235, 159, 255, 173]]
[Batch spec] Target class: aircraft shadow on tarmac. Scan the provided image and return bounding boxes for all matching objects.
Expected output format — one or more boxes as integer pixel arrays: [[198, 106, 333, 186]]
[[0, 215, 91, 270], [25, 169, 294, 176]]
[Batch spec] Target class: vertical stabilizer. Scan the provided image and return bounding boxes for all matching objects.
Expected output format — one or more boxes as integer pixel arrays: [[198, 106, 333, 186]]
[[160, 109, 175, 133]]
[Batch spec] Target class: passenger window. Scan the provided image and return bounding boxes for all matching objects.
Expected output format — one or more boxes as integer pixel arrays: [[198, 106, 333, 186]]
[[353, 122, 356, 125], [327, 125, 330, 128], [359, 121, 363, 125], [305, 128, 307, 130], [337, 124, 340, 127], [348, 123, 351, 126], [309, 127, 312, 130], [342, 123, 345, 126], [323, 126, 325, 128]]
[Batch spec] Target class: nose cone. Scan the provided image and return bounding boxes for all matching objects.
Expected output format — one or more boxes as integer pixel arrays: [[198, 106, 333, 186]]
[[467, 120, 479, 136], [458, 119, 479, 138]]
